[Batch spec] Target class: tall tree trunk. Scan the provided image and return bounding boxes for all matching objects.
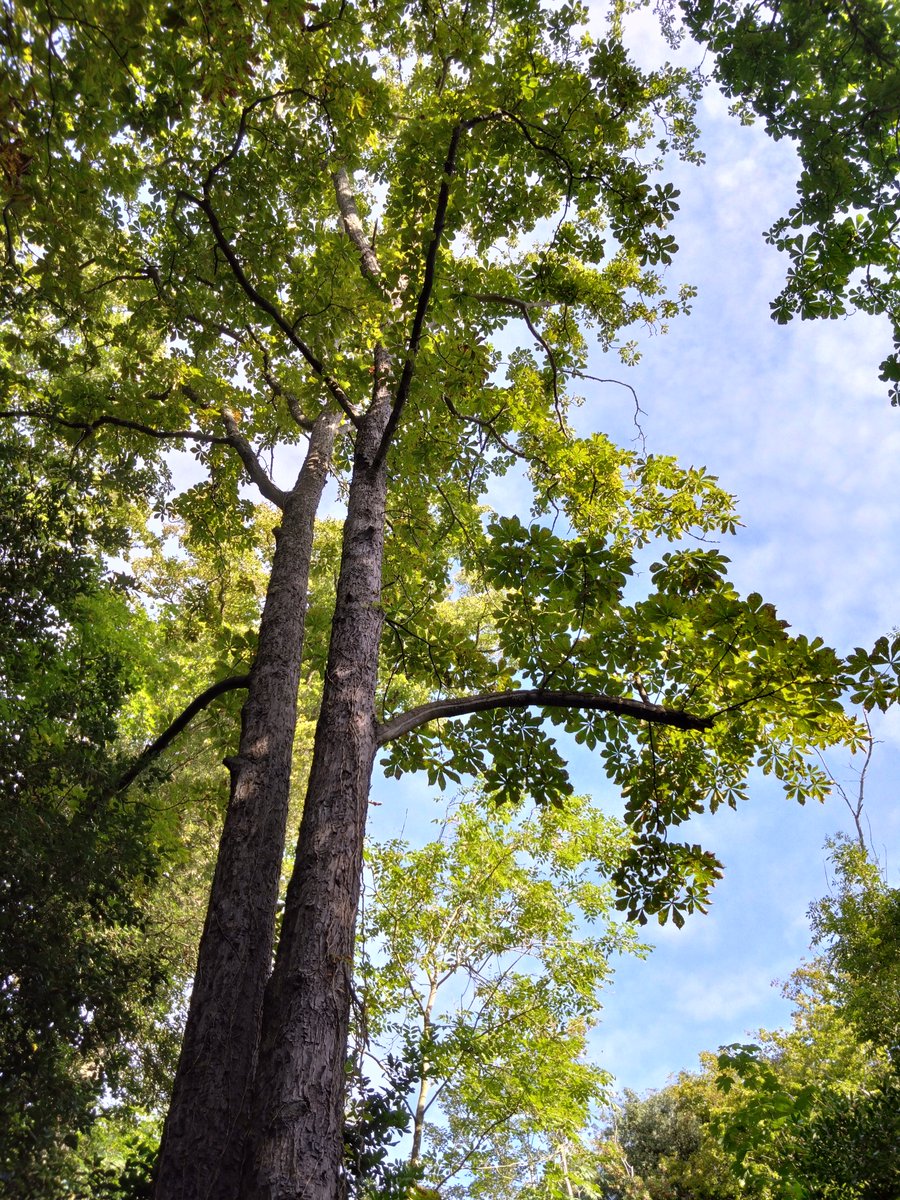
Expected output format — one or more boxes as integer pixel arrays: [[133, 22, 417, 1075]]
[[155, 408, 340, 1200], [241, 359, 392, 1200]]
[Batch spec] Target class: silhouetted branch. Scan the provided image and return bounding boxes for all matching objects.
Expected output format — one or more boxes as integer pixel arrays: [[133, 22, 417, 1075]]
[[377, 688, 712, 746], [372, 123, 465, 469], [1, 408, 230, 445], [112, 674, 251, 794]]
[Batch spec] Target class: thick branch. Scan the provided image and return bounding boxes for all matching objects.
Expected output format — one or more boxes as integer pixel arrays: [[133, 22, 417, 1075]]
[[112, 674, 251, 794], [372, 123, 465, 469], [221, 409, 287, 507], [178, 189, 360, 423], [332, 167, 381, 282], [376, 688, 713, 746]]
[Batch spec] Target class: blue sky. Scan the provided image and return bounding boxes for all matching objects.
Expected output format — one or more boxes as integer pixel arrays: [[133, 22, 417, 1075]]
[[370, 8, 900, 1095]]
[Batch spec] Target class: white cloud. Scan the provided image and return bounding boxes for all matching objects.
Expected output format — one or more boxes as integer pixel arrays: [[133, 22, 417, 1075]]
[[672, 967, 775, 1024]]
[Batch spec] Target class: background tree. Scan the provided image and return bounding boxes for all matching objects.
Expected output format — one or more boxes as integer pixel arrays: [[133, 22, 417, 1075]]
[[594, 838, 900, 1200], [351, 795, 646, 1200], [595, 1074, 743, 1200], [0, 427, 176, 1193], [716, 839, 900, 1199]]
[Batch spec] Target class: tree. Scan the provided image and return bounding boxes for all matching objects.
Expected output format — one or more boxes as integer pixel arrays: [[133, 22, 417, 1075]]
[[679, 0, 900, 401], [808, 836, 900, 1063], [0, 428, 176, 1192], [1, 2, 871, 1197], [351, 794, 645, 1199], [598, 839, 900, 1200], [595, 1074, 744, 1200]]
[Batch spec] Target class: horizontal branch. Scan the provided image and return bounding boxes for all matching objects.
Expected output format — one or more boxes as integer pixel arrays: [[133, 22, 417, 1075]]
[[376, 688, 713, 746], [1, 408, 230, 445], [112, 674, 251, 794]]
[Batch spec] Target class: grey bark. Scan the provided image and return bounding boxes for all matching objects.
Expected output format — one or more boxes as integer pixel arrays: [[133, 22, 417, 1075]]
[[240, 354, 393, 1200], [154, 406, 340, 1200]]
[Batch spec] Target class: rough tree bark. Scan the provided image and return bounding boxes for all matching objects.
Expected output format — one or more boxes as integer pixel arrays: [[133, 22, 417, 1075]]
[[154, 406, 340, 1200], [240, 355, 393, 1200]]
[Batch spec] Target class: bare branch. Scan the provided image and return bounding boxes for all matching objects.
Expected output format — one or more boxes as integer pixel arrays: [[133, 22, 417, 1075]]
[[442, 393, 527, 463], [181, 311, 246, 343], [817, 717, 876, 850], [376, 688, 712, 746], [572, 369, 647, 453], [6, 400, 286, 507], [372, 123, 465, 470], [111, 674, 251, 794], [463, 291, 554, 310], [332, 167, 382, 283]]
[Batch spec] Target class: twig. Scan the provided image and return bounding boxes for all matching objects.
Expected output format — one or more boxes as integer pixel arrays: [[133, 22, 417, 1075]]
[[571, 370, 647, 452]]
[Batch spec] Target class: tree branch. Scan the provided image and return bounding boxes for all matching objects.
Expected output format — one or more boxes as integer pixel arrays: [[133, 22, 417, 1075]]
[[372, 123, 465, 470], [376, 688, 712, 746], [332, 166, 382, 283], [220, 408, 288, 507], [6, 399, 289, 508], [0, 408, 231, 445], [464, 290, 565, 428], [177, 188, 360, 424], [442, 393, 528, 463], [111, 674, 251, 794], [249, 336, 315, 431]]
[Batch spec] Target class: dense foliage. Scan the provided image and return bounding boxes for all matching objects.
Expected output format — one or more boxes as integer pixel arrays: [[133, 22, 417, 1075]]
[[0, 433, 166, 1190]]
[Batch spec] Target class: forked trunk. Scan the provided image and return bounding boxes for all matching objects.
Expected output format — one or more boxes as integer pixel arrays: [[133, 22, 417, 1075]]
[[155, 409, 340, 1200], [241, 366, 392, 1200]]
